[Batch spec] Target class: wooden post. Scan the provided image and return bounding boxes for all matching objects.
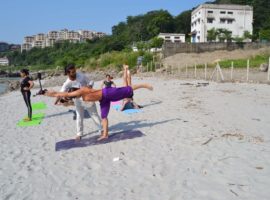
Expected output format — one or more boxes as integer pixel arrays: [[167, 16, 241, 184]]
[[204, 63, 207, 80], [186, 64, 188, 78], [216, 64, 218, 81], [147, 63, 149, 72], [268, 57, 270, 81], [247, 59, 250, 81], [194, 64, 197, 78], [231, 61, 234, 81]]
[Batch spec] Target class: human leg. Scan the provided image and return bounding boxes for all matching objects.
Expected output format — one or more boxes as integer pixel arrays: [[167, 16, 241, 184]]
[[27, 92, 32, 119], [132, 83, 153, 91], [98, 118, 109, 141], [86, 103, 102, 131], [98, 100, 111, 140], [22, 91, 32, 121], [74, 99, 84, 139]]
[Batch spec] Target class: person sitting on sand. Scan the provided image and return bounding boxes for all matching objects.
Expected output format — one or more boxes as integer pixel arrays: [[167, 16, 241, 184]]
[[120, 98, 143, 111], [20, 69, 34, 122], [44, 65, 153, 141], [101, 74, 116, 88]]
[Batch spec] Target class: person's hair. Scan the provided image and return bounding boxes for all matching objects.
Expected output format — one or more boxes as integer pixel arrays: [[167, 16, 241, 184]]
[[64, 63, 75, 75], [106, 74, 113, 79], [20, 68, 29, 76]]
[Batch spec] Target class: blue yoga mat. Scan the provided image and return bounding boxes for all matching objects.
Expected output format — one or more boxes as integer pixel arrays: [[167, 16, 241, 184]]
[[112, 105, 142, 114]]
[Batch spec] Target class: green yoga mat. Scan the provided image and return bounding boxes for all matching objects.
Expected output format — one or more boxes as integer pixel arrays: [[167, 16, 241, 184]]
[[17, 113, 45, 127], [32, 102, 47, 110]]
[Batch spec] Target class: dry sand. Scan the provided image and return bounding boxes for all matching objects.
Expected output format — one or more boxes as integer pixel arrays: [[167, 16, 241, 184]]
[[0, 77, 270, 200], [163, 47, 270, 68]]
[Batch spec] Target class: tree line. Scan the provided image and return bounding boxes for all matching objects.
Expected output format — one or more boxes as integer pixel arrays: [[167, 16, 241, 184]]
[[0, 0, 269, 70]]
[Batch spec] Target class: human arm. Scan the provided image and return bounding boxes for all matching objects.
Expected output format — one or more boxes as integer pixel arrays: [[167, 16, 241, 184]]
[[120, 99, 130, 111], [101, 81, 105, 89], [45, 89, 82, 98], [112, 82, 116, 87], [23, 80, 34, 91]]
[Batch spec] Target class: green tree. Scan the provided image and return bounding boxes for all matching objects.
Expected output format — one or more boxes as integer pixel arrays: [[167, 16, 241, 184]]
[[150, 37, 164, 48], [174, 10, 192, 35], [259, 29, 270, 41], [207, 28, 218, 42]]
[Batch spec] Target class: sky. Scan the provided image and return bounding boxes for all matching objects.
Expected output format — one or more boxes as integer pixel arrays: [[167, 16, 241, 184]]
[[0, 0, 212, 44]]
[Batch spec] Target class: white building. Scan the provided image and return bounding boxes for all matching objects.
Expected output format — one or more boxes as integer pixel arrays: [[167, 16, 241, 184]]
[[0, 57, 9, 66], [21, 29, 106, 51], [191, 4, 253, 43], [21, 43, 32, 51], [158, 33, 186, 43]]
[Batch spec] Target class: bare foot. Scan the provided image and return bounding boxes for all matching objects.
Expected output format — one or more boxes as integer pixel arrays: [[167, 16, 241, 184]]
[[23, 117, 32, 122], [97, 135, 109, 141], [75, 135, 81, 142], [146, 84, 153, 91]]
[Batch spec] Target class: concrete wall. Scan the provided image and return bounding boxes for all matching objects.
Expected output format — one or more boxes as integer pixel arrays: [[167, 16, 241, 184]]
[[163, 42, 270, 57]]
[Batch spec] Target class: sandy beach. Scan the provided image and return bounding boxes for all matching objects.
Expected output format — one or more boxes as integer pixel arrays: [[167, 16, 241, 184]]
[[0, 76, 270, 200]]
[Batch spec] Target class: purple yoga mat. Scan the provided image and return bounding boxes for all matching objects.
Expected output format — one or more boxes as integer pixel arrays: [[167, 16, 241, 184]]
[[55, 130, 144, 151]]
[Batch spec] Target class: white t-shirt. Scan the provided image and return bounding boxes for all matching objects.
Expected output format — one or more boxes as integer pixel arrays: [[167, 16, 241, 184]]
[[60, 72, 90, 92]]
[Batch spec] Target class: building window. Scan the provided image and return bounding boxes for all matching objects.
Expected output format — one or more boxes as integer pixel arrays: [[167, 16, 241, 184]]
[[165, 36, 170, 39], [207, 18, 214, 23], [174, 37, 180, 39], [220, 11, 226, 14], [227, 19, 233, 24], [220, 19, 226, 24], [208, 10, 213, 13], [228, 11, 233, 14]]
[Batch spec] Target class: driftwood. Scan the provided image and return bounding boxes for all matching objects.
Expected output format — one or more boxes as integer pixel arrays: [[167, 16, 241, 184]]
[[201, 137, 213, 145]]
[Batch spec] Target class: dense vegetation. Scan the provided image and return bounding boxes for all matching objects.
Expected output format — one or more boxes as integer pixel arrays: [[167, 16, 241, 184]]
[[0, 0, 269, 71]]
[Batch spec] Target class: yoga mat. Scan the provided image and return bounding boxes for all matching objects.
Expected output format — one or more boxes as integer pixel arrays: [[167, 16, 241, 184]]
[[32, 102, 47, 110], [17, 113, 45, 127], [112, 104, 142, 115], [55, 130, 144, 151], [111, 101, 121, 106]]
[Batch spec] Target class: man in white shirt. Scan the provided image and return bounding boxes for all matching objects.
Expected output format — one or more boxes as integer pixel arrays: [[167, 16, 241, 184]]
[[55, 64, 102, 141]]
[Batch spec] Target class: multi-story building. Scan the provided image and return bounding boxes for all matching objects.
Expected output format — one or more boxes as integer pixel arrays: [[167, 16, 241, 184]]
[[21, 43, 32, 51], [48, 31, 58, 39], [191, 4, 253, 43], [67, 31, 81, 43], [23, 36, 35, 44], [0, 57, 9, 66], [35, 33, 46, 41], [21, 29, 106, 51], [95, 32, 106, 38], [58, 29, 68, 40], [78, 30, 94, 41], [158, 33, 186, 43]]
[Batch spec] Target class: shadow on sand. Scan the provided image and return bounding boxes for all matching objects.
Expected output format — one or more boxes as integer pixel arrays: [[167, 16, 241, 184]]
[[55, 129, 144, 151]]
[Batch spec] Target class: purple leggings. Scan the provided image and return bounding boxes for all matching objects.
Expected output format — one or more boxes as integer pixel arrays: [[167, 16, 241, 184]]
[[100, 86, 133, 119]]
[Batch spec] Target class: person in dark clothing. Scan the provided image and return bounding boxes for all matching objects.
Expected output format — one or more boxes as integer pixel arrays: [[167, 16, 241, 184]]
[[101, 74, 116, 88], [20, 69, 34, 121], [120, 98, 143, 111]]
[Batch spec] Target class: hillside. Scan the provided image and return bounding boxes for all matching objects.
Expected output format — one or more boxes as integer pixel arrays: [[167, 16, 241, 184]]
[[163, 47, 270, 68]]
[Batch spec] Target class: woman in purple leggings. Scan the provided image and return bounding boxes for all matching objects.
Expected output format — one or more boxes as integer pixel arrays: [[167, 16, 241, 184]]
[[45, 65, 153, 141]]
